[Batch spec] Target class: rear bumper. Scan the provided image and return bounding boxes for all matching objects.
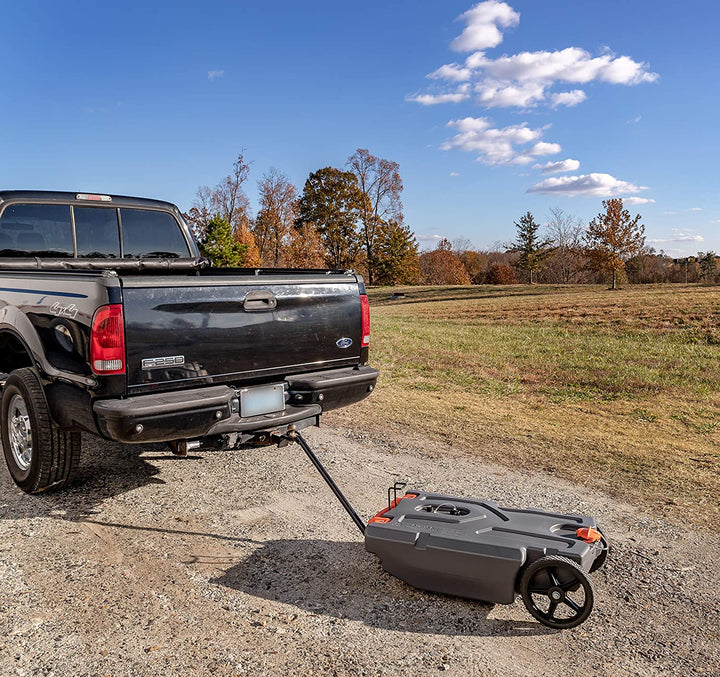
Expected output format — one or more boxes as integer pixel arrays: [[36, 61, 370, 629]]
[[93, 365, 378, 444]]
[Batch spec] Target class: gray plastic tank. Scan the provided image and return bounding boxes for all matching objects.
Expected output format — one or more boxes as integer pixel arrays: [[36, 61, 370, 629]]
[[365, 491, 607, 628]]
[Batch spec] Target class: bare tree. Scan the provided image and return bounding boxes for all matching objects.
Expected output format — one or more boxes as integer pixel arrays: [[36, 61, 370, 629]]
[[216, 152, 252, 233], [254, 168, 297, 266], [545, 207, 585, 284], [186, 151, 253, 239], [347, 149, 403, 285]]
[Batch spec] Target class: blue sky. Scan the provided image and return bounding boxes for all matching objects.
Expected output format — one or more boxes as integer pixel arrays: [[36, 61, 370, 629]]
[[1, 0, 718, 256]]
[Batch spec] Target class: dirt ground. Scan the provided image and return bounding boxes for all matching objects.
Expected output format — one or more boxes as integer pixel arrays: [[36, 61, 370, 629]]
[[1, 423, 718, 676]]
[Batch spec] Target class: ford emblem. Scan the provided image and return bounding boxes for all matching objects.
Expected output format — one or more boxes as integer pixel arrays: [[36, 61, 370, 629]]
[[336, 337, 353, 349]]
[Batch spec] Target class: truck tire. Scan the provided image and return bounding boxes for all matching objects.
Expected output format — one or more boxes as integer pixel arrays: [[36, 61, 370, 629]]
[[1, 367, 81, 493]]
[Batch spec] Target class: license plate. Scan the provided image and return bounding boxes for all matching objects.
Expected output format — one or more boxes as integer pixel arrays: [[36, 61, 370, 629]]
[[239, 384, 285, 417]]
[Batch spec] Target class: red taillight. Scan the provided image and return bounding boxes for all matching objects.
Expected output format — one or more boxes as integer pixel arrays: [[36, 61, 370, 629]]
[[90, 304, 125, 375], [360, 293, 370, 347]]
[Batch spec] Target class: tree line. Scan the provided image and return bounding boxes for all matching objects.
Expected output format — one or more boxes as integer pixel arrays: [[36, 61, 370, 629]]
[[184, 150, 418, 286], [185, 152, 714, 287]]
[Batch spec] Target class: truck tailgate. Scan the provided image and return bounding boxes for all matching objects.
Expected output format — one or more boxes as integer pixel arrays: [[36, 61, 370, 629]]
[[120, 273, 364, 393]]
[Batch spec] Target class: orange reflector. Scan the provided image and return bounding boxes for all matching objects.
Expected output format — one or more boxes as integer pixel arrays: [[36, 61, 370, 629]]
[[368, 516, 391, 524], [576, 527, 602, 543]]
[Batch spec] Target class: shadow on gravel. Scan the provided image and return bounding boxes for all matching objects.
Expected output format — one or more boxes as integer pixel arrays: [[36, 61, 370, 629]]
[[212, 538, 552, 637], [0, 437, 166, 522]]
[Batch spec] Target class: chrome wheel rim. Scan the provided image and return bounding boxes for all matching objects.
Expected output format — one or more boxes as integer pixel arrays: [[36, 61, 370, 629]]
[[8, 394, 33, 471]]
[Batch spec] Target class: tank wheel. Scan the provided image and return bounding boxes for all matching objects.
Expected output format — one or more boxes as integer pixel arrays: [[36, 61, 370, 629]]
[[589, 529, 609, 573], [520, 555, 594, 629]]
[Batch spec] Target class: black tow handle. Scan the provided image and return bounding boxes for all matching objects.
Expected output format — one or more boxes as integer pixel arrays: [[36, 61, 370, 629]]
[[281, 427, 366, 536]]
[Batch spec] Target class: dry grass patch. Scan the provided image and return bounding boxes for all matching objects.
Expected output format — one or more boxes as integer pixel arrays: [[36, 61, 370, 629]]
[[332, 284, 720, 528]]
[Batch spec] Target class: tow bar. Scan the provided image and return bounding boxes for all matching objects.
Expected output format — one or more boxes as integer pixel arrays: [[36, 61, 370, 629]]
[[285, 427, 366, 535], [280, 425, 609, 630]]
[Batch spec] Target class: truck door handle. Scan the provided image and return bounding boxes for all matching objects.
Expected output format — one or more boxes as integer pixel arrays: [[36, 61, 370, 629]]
[[243, 290, 278, 311]]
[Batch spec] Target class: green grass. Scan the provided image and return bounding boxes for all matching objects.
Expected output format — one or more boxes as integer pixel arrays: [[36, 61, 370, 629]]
[[330, 284, 720, 528]]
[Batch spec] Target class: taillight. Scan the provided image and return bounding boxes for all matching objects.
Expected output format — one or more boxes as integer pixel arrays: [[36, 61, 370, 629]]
[[90, 304, 126, 374], [360, 294, 370, 347]]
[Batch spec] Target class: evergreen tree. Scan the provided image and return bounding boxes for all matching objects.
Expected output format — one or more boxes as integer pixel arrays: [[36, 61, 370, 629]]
[[511, 211, 552, 284], [373, 220, 420, 285], [699, 251, 718, 282], [199, 215, 249, 267]]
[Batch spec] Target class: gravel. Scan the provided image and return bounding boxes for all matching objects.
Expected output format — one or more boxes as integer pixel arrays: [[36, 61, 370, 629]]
[[0, 425, 718, 676]]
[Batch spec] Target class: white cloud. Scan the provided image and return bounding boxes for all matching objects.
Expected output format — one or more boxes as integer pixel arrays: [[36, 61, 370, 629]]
[[534, 158, 580, 174], [450, 172, 461, 177], [428, 64, 473, 82], [664, 207, 704, 214], [451, 1, 520, 52], [406, 86, 470, 105], [649, 231, 704, 245], [475, 80, 546, 108], [623, 197, 655, 205], [410, 2, 658, 110], [208, 70, 224, 81], [467, 48, 657, 86], [551, 89, 587, 108], [416, 233, 444, 243], [527, 172, 647, 198], [441, 116, 561, 165], [628, 115, 642, 124]]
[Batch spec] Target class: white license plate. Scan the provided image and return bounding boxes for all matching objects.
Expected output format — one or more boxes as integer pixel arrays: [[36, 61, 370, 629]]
[[239, 384, 285, 417]]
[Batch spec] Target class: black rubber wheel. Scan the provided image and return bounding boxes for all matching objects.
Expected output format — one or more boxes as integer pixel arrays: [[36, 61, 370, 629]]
[[1, 367, 81, 493], [589, 529, 609, 573], [520, 555, 594, 629]]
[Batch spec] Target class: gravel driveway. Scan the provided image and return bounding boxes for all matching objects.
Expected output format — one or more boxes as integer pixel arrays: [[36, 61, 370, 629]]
[[1, 425, 718, 676]]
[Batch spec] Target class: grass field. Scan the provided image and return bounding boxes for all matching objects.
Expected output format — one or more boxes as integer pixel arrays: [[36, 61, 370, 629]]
[[330, 284, 720, 528]]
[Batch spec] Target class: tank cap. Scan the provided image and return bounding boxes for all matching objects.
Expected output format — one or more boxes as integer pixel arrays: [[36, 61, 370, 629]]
[[576, 527, 602, 543]]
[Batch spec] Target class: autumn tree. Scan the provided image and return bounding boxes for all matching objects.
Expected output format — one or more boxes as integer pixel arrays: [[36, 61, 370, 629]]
[[235, 223, 262, 266], [198, 215, 248, 267], [282, 223, 326, 268], [254, 168, 297, 266], [585, 198, 646, 290], [511, 211, 552, 284], [295, 167, 363, 269], [347, 149, 403, 286], [373, 220, 420, 285], [459, 250, 487, 283], [419, 239, 471, 285], [486, 262, 518, 285]]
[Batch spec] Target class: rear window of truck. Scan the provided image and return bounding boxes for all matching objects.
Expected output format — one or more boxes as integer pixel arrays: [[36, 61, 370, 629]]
[[0, 203, 189, 258], [120, 208, 189, 258], [75, 206, 121, 258], [0, 204, 74, 257]]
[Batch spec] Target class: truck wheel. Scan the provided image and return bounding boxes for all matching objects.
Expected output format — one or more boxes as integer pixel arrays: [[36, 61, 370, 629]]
[[1, 367, 81, 493], [519, 555, 593, 629]]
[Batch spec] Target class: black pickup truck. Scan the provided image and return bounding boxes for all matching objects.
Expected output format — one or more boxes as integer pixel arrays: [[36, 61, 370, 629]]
[[0, 191, 378, 493]]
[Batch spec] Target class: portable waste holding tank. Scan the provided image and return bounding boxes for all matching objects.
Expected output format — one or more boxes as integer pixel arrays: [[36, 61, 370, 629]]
[[286, 430, 608, 630], [365, 486, 607, 629]]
